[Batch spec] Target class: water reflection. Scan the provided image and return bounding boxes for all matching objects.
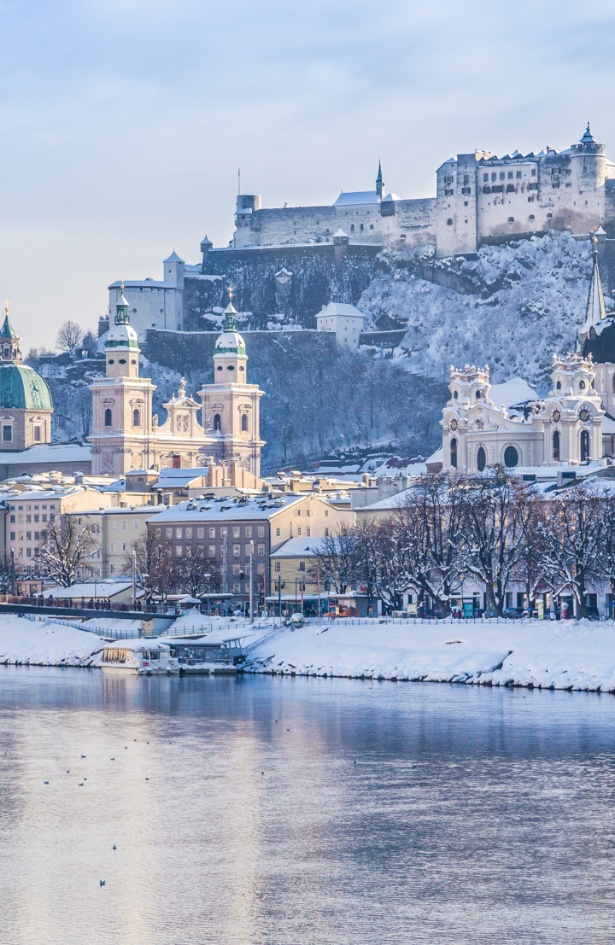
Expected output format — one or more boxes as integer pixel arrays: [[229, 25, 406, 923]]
[[0, 669, 614, 944]]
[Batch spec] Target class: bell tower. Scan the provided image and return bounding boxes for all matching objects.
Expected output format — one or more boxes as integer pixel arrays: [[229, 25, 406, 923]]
[[199, 290, 265, 476], [88, 287, 155, 475]]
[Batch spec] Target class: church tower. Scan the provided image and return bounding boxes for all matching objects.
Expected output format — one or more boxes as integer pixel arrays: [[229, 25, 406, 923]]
[[88, 288, 155, 475], [376, 160, 384, 199], [199, 291, 265, 476]]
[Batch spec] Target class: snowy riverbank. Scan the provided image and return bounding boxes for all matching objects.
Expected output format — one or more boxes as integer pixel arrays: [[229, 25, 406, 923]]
[[245, 619, 615, 693], [2, 614, 615, 693]]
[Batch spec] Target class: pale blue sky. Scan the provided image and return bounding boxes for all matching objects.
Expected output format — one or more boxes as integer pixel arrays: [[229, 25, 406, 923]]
[[0, 0, 614, 347]]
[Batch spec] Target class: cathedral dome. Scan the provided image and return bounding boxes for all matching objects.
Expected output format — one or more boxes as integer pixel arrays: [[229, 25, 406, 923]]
[[582, 318, 615, 363], [0, 363, 53, 411]]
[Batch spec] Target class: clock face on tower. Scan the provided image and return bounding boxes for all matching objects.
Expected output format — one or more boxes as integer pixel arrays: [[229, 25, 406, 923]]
[[450, 419, 458, 431], [552, 410, 561, 423], [579, 408, 590, 422]]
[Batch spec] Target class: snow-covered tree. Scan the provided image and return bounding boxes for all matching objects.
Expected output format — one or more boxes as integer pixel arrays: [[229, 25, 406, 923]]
[[39, 516, 96, 587], [175, 547, 221, 599], [127, 533, 178, 604], [539, 482, 603, 619], [312, 523, 359, 594]]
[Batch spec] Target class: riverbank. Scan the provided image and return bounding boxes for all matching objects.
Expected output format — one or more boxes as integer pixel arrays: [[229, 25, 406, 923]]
[[245, 619, 615, 693], [1, 614, 615, 693]]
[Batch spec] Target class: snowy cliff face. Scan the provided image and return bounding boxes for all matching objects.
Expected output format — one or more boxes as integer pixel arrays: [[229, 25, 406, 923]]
[[359, 233, 598, 390]]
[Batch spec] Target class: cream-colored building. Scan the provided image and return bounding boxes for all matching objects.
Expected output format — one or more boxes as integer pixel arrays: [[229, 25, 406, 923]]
[[68, 505, 164, 579], [4, 487, 115, 572], [89, 290, 264, 477]]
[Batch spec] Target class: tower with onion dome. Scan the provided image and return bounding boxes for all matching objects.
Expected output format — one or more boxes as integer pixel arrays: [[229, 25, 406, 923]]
[[0, 303, 53, 450], [199, 290, 265, 476]]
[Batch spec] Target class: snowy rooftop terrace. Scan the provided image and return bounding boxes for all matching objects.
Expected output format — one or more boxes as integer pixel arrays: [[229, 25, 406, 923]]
[[149, 493, 307, 524]]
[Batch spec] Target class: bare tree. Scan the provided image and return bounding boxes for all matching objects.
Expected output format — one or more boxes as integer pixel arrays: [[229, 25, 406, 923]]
[[175, 546, 221, 598], [512, 489, 550, 611], [312, 522, 358, 594], [39, 516, 96, 587], [539, 481, 603, 618], [459, 469, 529, 616], [392, 474, 466, 615], [56, 320, 84, 357], [127, 533, 177, 604]]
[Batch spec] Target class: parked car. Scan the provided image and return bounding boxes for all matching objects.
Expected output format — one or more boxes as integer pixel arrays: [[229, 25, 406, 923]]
[[502, 607, 524, 619]]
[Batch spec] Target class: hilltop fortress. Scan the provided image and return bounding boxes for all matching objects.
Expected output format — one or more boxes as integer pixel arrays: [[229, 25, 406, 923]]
[[233, 125, 615, 257], [107, 125, 615, 334]]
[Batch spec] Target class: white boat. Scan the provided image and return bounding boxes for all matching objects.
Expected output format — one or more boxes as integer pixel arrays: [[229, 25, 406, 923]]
[[100, 641, 179, 675]]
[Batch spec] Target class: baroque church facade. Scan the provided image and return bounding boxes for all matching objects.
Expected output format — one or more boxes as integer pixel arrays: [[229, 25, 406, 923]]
[[441, 238, 613, 473], [88, 290, 264, 477]]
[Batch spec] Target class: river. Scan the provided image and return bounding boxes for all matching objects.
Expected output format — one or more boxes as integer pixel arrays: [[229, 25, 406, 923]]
[[0, 668, 614, 945]]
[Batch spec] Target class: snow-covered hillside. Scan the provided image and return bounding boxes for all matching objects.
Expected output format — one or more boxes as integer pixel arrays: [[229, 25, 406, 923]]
[[360, 233, 599, 389]]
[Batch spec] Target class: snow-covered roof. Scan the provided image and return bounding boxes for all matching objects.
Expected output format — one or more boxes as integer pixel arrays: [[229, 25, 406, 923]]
[[0, 443, 92, 465], [270, 536, 325, 558], [333, 191, 380, 207], [47, 581, 133, 600], [316, 302, 366, 321], [109, 279, 175, 290], [156, 467, 210, 481], [150, 493, 309, 524], [163, 250, 184, 263], [489, 377, 538, 409]]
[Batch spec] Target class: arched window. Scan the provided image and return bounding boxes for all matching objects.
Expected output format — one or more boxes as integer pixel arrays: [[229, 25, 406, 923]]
[[360, 223, 364, 232], [476, 389, 482, 400], [133, 408, 141, 427], [453, 390, 458, 400], [556, 381, 561, 390], [104, 408, 112, 428], [579, 380, 585, 390], [504, 445, 519, 468], [477, 446, 486, 472], [213, 413, 221, 432], [552, 430, 560, 462], [350, 224, 355, 233], [450, 437, 457, 469], [241, 414, 248, 432], [580, 429, 590, 462]]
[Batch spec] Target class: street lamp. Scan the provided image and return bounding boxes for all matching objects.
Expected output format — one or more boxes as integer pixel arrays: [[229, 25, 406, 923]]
[[10, 547, 15, 597], [247, 541, 254, 624]]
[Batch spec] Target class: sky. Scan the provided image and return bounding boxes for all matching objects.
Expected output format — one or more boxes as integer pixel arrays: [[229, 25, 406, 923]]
[[1, 0, 615, 349]]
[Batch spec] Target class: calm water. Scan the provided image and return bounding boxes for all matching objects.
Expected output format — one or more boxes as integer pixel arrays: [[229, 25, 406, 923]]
[[0, 670, 614, 945]]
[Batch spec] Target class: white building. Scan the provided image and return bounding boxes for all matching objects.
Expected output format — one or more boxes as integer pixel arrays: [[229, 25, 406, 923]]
[[315, 301, 367, 349]]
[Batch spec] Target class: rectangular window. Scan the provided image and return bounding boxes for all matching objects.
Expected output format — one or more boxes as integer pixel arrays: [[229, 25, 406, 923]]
[[26, 548, 32, 558], [274, 561, 280, 572], [233, 527, 240, 538], [507, 171, 513, 179], [257, 564, 265, 576], [185, 527, 192, 539], [299, 562, 306, 571], [34, 532, 40, 540], [257, 526, 265, 538], [165, 528, 172, 539], [209, 527, 215, 539], [175, 527, 182, 539], [110, 542, 115, 551], [516, 170, 522, 179], [49, 514, 55, 522], [209, 545, 216, 558], [233, 544, 240, 557], [123, 542, 128, 552], [110, 521, 116, 530], [9, 532, 15, 541], [122, 521, 127, 530], [176, 545, 182, 556], [491, 172, 497, 181], [483, 173, 488, 182], [233, 582, 241, 593], [233, 564, 240, 575], [197, 528, 204, 539], [26, 531, 31, 541], [297, 527, 302, 536], [306, 527, 311, 536], [42, 514, 47, 522], [2, 426, 12, 442], [34, 515, 39, 523], [26, 515, 31, 523], [257, 544, 265, 557], [245, 526, 252, 538], [276, 527, 280, 536], [9, 515, 14, 524]]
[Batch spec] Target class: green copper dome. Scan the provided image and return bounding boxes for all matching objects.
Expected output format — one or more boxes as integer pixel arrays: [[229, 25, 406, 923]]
[[0, 364, 53, 411]]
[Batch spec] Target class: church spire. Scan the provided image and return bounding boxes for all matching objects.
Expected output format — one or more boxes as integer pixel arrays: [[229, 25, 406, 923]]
[[376, 160, 384, 199], [115, 282, 130, 326], [580, 235, 607, 339], [223, 286, 238, 331]]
